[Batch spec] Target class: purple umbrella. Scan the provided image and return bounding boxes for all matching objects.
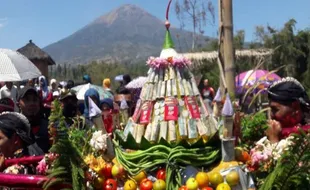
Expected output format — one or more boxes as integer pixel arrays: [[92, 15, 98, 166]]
[[235, 69, 281, 94]]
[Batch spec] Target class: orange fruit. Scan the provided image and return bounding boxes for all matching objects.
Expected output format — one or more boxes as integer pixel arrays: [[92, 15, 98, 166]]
[[208, 172, 224, 187], [226, 171, 239, 186], [195, 171, 209, 188], [242, 151, 250, 162]]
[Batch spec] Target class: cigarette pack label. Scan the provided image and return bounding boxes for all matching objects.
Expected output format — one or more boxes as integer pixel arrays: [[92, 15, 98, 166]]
[[185, 96, 201, 119], [164, 97, 178, 121], [132, 99, 142, 122], [139, 101, 153, 124]]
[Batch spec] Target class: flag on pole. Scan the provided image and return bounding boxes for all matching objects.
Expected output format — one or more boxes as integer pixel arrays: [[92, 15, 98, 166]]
[[88, 96, 102, 118]]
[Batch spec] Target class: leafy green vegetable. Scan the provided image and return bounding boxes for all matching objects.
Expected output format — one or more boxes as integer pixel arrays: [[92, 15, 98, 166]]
[[44, 100, 87, 190], [240, 112, 268, 149]]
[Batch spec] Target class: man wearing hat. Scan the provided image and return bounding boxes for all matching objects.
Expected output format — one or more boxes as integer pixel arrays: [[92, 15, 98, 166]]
[[59, 89, 82, 127], [17, 86, 50, 153]]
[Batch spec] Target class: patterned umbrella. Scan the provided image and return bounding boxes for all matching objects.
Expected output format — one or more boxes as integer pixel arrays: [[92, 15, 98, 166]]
[[235, 69, 281, 94], [125, 76, 147, 89], [72, 83, 113, 100], [0, 49, 41, 81]]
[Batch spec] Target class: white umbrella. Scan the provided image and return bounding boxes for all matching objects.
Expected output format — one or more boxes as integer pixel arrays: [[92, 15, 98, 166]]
[[125, 76, 148, 89], [72, 83, 113, 100], [0, 48, 41, 81]]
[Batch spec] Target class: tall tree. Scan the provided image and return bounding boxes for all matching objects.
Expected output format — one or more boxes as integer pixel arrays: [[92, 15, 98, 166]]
[[252, 19, 310, 84], [234, 30, 245, 49], [56, 64, 62, 79], [63, 63, 67, 80], [175, 0, 215, 50]]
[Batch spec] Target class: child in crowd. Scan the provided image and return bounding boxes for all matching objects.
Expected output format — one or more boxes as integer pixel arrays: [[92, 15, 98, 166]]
[[100, 98, 119, 135]]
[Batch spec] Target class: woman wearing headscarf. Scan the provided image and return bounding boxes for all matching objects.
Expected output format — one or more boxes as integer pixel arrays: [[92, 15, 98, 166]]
[[0, 112, 44, 173], [103, 78, 113, 95], [266, 77, 310, 143], [83, 75, 92, 84], [100, 98, 118, 135], [37, 76, 53, 118], [49, 78, 58, 92], [83, 88, 100, 119]]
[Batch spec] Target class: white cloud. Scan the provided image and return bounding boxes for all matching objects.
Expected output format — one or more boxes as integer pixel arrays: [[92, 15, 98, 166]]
[[0, 17, 8, 28]]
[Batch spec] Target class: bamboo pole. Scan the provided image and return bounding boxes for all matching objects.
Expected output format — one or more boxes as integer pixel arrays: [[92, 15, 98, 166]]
[[220, 0, 236, 162], [218, 0, 226, 94], [222, 0, 235, 98]]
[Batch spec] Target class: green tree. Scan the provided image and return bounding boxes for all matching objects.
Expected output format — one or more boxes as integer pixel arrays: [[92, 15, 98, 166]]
[[234, 30, 245, 49], [254, 19, 306, 78], [63, 63, 67, 80], [56, 64, 62, 79]]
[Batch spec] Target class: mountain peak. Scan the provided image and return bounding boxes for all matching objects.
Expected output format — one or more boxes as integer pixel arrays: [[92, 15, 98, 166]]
[[92, 4, 151, 25], [43, 4, 209, 64], [117, 4, 144, 12]]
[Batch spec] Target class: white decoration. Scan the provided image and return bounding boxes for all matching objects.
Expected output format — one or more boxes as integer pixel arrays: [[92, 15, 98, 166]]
[[89, 130, 111, 152], [160, 48, 178, 59]]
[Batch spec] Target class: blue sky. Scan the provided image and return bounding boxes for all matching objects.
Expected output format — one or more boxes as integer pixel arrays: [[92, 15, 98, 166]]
[[0, 0, 309, 50]]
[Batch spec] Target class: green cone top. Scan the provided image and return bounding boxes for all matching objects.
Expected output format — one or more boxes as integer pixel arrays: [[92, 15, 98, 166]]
[[162, 29, 175, 49]]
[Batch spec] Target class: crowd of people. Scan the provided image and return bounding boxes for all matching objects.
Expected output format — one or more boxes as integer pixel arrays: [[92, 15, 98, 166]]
[[0, 74, 134, 172], [0, 73, 309, 178]]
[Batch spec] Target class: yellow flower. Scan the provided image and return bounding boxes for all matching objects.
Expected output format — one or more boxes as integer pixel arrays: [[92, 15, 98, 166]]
[[84, 154, 96, 165], [93, 157, 106, 173], [84, 155, 107, 173]]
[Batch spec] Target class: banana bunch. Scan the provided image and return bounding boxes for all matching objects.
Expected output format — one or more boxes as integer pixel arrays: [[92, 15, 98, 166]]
[[114, 140, 220, 190]]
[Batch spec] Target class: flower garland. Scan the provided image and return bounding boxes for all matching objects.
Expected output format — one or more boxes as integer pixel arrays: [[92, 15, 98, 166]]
[[146, 56, 191, 68], [36, 153, 59, 175], [248, 136, 294, 171]]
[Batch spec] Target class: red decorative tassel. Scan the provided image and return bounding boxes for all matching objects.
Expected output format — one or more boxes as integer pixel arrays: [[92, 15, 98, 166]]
[[0, 173, 71, 189], [4, 156, 44, 168]]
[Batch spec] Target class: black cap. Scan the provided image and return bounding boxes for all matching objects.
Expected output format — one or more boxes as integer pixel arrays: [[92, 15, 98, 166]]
[[18, 86, 38, 101]]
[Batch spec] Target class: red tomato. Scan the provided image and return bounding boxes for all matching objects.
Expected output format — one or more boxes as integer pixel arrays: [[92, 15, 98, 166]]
[[156, 169, 166, 181], [201, 187, 214, 190], [103, 179, 117, 190], [178, 185, 188, 190], [140, 178, 153, 190], [101, 163, 113, 178]]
